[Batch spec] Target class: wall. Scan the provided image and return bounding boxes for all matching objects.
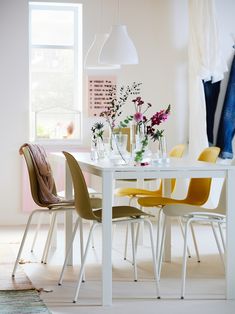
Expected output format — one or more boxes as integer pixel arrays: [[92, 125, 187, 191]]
[[0, 0, 234, 225], [0, 0, 29, 224]]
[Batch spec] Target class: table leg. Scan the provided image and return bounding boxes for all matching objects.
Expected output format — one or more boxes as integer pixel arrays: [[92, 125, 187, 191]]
[[226, 169, 235, 299], [163, 178, 172, 262], [65, 161, 73, 266], [102, 172, 113, 306]]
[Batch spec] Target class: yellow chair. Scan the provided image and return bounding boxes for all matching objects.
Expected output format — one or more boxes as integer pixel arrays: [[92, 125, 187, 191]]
[[12, 145, 101, 277], [160, 177, 226, 299], [115, 144, 186, 200], [137, 146, 221, 298], [58, 152, 160, 303], [138, 147, 220, 208], [115, 144, 185, 260]]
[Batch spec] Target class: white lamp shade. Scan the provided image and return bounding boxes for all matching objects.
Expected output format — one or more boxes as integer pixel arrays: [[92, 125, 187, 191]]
[[84, 33, 120, 70], [99, 25, 139, 65]]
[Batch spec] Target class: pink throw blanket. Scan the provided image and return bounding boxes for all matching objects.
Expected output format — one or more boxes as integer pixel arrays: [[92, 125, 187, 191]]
[[19, 144, 61, 205]]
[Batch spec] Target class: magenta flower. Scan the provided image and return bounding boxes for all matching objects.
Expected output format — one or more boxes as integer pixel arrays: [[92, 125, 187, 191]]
[[151, 109, 170, 126], [134, 112, 144, 123]]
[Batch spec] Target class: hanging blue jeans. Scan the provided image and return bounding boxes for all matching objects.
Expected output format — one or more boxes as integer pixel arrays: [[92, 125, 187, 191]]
[[203, 79, 221, 145], [216, 54, 235, 159]]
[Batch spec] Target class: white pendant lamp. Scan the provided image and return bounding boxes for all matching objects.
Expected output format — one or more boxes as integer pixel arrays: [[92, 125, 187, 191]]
[[84, 33, 120, 70], [99, 0, 139, 65], [84, 0, 120, 70], [99, 25, 138, 65]]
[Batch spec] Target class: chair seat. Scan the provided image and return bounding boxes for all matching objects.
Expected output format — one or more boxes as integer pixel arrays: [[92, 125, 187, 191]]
[[162, 204, 225, 217], [138, 196, 206, 207], [115, 187, 161, 197], [90, 197, 102, 209], [93, 205, 153, 220], [47, 200, 75, 209], [116, 178, 156, 182]]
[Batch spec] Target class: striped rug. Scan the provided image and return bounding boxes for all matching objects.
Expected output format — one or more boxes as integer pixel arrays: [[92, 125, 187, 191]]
[[0, 244, 51, 313], [0, 290, 52, 314]]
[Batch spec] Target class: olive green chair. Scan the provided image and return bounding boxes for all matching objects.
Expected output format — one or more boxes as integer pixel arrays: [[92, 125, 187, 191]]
[[58, 152, 160, 303], [12, 146, 101, 277]]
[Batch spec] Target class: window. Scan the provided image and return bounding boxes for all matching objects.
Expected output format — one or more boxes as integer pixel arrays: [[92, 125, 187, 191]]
[[29, 2, 82, 141]]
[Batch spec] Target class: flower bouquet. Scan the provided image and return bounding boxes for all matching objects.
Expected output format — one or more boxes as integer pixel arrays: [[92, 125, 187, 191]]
[[91, 82, 170, 165]]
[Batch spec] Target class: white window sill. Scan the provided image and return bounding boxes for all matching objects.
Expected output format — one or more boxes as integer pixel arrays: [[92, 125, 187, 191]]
[[32, 139, 88, 152]]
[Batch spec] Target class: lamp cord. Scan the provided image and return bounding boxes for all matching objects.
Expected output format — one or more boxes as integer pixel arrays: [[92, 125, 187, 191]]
[[100, 0, 103, 32], [117, 0, 120, 24]]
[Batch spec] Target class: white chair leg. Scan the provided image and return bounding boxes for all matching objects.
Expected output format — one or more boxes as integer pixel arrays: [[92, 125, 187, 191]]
[[178, 217, 192, 258], [211, 222, 225, 267], [181, 218, 191, 299], [145, 219, 160, 298], [41, 212, 55, 263], [12, 210, 41, 277], [73, 222, 98, 303], [58, 217, 80, 286], [190, 223, 200, 262], [91, 220, 95, 248], [42, 212, 57, 264], [218, 222, 226, 252], [123, 197, 135, 260], [158, 214, 166, 279], [31, 212, 43, 253], [123, 224, 129, 260], [79, 218, 85, 282], [112, 224, 116, 243], [156, 208, 163, 262], [131, 222, 137, 282], [135, 223, 140, 257]]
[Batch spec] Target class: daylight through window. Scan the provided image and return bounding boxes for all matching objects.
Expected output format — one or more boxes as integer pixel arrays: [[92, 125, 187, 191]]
[[29, 2, 82, 141]]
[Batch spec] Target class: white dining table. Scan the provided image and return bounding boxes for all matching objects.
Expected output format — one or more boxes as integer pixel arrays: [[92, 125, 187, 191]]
[[53, 152, 235, 306]]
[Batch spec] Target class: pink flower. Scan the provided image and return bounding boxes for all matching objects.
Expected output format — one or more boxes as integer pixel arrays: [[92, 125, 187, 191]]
[[134, 112, 144, 123]]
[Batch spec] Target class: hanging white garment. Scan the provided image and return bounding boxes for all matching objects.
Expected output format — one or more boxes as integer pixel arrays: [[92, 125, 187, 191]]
[[188, 0, 227, 158]]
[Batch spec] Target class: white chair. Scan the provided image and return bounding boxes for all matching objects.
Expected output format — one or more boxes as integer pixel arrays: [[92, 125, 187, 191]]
[[160, 177, 226, 299]]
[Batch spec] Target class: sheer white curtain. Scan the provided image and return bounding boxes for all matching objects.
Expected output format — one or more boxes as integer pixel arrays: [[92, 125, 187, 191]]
[[188, 0, 227, 158]]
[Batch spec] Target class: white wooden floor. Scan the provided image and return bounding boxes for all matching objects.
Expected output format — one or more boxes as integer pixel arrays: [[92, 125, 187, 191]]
[[1, 220, 234, 314]]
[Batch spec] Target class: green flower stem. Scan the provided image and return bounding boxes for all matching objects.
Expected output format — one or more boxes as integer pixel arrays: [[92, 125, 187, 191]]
[[134, 135, 148, 163]]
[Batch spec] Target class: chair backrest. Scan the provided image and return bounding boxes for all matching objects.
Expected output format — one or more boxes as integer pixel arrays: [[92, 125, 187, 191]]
[[114, 127, 131, 152], [63, 151, 100, 221], [185, 147, 220, 205], [169, 144, 185, 158], [157, 144, 186, 194], [21, 146, 57, 207]]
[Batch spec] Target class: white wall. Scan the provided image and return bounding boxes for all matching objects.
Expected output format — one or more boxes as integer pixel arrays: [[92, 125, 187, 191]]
[[0, 0, 234, 225], [0, 0, 29, 224]]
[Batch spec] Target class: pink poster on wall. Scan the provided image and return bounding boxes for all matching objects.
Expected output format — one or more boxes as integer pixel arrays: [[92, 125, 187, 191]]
[[88, 76, 117, 117]]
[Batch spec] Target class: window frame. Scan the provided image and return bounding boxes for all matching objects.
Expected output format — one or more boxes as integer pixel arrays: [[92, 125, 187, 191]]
[[29, 2, 83, 144]]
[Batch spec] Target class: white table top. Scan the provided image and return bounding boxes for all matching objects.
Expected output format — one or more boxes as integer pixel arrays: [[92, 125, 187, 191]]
[[53, 152, 233, 178]]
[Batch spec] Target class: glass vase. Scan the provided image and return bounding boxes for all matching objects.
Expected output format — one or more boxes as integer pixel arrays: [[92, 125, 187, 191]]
[[109, 130, 129, 165], [158, 135, 169, 163]]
